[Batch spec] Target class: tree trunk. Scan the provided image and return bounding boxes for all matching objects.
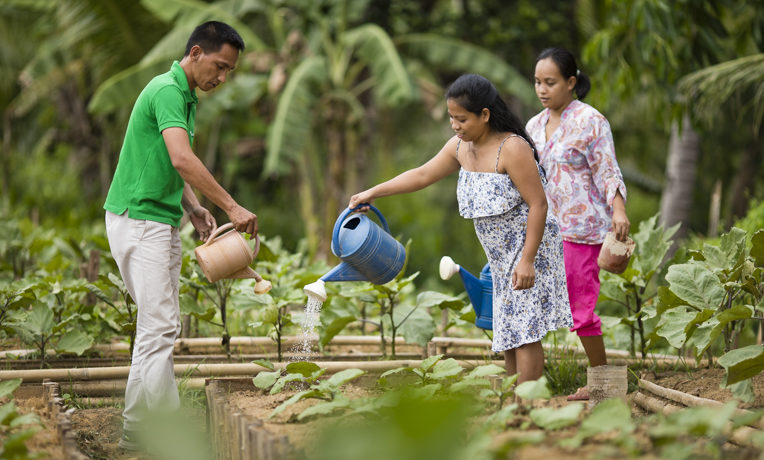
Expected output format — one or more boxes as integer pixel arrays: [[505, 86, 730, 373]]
[[725, 133, 761, 227], [659, 115, 699, 249]]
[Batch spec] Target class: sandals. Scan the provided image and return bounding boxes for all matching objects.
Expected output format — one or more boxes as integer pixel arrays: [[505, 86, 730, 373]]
[[566, 386, 589, 401]]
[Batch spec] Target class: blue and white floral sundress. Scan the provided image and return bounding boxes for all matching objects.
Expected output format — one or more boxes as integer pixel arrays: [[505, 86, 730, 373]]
[[456, 135, 572, 352]]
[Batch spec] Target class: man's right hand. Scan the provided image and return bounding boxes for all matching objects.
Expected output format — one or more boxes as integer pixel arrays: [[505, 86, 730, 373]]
[[227, 205, 258, 236]]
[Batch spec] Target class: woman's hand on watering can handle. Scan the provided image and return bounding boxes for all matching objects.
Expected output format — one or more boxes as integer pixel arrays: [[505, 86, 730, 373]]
[[189, 206, 217, 242], [227, 205, 258, 236], [348, 190, 375, 211]]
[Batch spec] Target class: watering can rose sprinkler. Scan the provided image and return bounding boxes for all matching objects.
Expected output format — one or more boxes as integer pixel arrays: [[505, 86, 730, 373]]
[[439, 257, 494, 330], [303, 204, 406, 302], [194, 223, 272, 294]]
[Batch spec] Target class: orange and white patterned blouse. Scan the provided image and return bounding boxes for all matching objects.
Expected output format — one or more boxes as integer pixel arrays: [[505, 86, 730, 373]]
[[526, 100, 626, 244]]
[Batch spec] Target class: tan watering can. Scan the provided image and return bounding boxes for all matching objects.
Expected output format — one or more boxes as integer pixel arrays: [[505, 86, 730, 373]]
[[597, 231, 636, 274], [194, 223, 272, 294]]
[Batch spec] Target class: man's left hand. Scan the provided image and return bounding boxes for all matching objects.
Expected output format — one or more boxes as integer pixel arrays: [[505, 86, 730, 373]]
[[190, 206, 217, 242]]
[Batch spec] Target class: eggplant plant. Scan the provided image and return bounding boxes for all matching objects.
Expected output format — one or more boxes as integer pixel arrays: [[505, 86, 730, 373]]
[[597, 214, 680, 357], [252, 361, 364, 420], [0, 280, 37, 334], [652, 227, 764, 401], [87, 273, 138, 356]]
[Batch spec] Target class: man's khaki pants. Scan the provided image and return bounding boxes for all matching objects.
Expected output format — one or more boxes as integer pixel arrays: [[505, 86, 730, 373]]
[[105, 211, 181, 431]]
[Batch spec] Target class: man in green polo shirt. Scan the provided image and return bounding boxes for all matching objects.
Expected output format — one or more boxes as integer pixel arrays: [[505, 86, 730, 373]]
[[104, 21, 257, 451]]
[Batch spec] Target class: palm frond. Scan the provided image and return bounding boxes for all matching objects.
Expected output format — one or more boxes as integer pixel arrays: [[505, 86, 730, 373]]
[[678, 53, 764, 131], [141, 0, 266, 52], [343, 24, 416, 107], [264, 56, 328, 177], [395, 34, 536, 107], [88, 60, 169, 115]]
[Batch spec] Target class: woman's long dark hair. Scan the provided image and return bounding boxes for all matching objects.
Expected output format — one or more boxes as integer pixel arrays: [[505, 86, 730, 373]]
[[537, 47, 590, 100], [445, 74, 539, 162]]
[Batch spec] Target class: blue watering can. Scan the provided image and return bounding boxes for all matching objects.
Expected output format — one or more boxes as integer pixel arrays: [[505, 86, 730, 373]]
[[303, 204, 406, 301], [439, 256, 493, 330]]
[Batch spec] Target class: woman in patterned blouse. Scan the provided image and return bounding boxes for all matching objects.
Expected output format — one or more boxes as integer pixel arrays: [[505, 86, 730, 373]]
[[526, 47, 630, 401]]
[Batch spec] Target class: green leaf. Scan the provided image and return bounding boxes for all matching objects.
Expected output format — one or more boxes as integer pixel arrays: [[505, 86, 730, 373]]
[[466, 364, 506, 379], [718, 344, 764, 385], [419, 355, 443, 372], [0, 379, 22, 399], [655, 285, 685, 315], [344, 24, 416, 106], [395, 304, 435, 347], [632, 216, 678, 280], [719, 227, 748, 268], [269, 389, 322, 419], [270, 374, 306, 395], [8, 412, 40, 428], [750, 229, 764, 267], [264, 56, 328, 176], [515, 377, 551, 400], [55, 330, 93, 356], [429, 358, 464, 380], [726, 379, 755, 404], [583, 397, 633, 432], [397, 34, 536, 106], [665, 263, 725, 310], [285, 361, 322, 377], [297, 397, 351, 421], [319, 316, 355, 348], [24, 303, 54, 337], [253, 371, 281, 390], [324, 369, 364, 388], [379, 367, 409, 379], [530, 403, 584, 430], [449, 378, 492, 393], [415, 291, 464, 311], [88, 60, 168, 114], [252, 360, 275, 371], [654, 308, 697, 348]]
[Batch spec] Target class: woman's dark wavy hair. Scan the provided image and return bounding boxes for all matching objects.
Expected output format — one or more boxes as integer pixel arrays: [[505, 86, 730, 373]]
[[445, 74, 539, 162], [537, 47, 590, 100]]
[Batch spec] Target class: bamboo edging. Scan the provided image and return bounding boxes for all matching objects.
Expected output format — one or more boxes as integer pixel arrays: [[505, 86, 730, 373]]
[[206, 380, 295, 460], [2, 335, 706, 366], [0, 359, 506, 384], [40, 381, 90, 460], [632, 391, 760, 449], [638, 378, 764, 431]]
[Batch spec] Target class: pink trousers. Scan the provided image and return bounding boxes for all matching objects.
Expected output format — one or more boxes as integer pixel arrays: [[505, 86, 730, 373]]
[[562, 241, 602, 336]]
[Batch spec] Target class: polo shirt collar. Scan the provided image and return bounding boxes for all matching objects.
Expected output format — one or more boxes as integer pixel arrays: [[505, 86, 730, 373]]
[[170, 60, 198, 105]]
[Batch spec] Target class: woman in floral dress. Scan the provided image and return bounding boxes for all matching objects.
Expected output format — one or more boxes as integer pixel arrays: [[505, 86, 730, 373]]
[[526, 47, 630, 400], [349, 74, 571, 383]]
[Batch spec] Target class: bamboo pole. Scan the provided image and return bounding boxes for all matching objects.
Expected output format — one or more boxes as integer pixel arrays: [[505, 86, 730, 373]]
[[0, 359, 507, 383], [639, 378, 764, 431], [633, 391, 761, 449]]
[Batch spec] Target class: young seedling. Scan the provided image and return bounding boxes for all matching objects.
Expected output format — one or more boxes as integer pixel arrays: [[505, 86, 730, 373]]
[[252, 361, 364, 420]]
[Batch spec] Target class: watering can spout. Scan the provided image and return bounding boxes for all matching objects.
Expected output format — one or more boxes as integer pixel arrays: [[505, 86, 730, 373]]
[[321, 261, 367, 283], [439, 256, 493, 330]]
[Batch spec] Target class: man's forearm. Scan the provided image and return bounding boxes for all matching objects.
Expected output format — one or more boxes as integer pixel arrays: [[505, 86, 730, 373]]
[[181, 183, 201, 213]]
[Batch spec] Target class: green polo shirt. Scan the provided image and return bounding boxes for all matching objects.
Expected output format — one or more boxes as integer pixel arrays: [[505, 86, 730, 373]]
[[104, 61, 197, 227]]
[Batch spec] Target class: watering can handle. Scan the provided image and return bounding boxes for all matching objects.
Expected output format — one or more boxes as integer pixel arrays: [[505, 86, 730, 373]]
[[331, 204, 390, 256], [202, 222, 261, 258]]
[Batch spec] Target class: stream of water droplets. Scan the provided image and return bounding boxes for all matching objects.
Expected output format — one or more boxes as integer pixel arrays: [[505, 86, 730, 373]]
[[289, 295, 323, 361]]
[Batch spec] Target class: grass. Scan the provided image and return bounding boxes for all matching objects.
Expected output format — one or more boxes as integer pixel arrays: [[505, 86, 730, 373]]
[[543, 337, 587, 396]]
